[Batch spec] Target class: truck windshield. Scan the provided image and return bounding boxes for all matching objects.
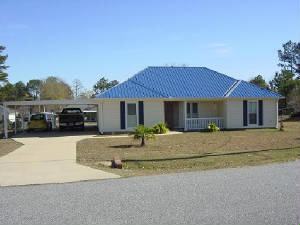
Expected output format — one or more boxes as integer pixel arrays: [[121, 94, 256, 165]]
[[30, 114, 45, 121], [62, 109, 82, 114]]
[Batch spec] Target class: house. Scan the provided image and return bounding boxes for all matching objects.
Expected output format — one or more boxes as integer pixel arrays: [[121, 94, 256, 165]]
[[95, 66, 282, 133]]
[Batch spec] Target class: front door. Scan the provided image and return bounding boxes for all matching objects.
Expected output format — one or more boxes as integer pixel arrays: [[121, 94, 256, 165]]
[[127, 103, 137, 128], [164, 101, 179, 129]]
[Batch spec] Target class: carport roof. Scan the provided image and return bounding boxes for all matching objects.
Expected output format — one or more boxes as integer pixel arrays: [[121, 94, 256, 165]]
[[3, 99, 98, 106]]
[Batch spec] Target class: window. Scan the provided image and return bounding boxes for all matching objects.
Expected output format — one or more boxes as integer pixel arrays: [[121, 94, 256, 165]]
[[192, 103, 198, 116], [248, 102, 257, 124], [186, 103, 190, 114], [186, 102, 198, 118], [62, 108, 82, 114], [30, 114, 45, 121], [127, 103, 137, 128]]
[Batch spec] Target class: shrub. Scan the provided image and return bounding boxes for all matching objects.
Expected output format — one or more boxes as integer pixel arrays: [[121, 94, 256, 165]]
[[130, 125, 156, 146], [152, 123, 169, 134], [206, 123, 220, 132]]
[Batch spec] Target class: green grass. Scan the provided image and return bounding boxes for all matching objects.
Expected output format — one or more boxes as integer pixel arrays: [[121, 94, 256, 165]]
[[77, 121, 300, 177]]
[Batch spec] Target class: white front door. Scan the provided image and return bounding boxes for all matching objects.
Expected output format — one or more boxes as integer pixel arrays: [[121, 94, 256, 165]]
[[127, 103, 137, 128]]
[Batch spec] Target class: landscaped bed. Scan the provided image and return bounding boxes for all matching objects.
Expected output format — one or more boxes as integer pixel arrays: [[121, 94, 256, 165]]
[[77, 121, 300, 177], [0, 139, 23, 158]]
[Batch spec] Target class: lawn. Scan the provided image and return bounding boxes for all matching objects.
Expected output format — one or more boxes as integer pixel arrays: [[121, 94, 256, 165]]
[[0, 139, 23, 158], [77, 121, 300, 177]]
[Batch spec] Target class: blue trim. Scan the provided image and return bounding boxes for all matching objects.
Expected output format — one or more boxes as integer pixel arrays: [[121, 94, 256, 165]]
[[258, 100, 263, 126], [138, 101, 144, 125], [243, 100, 248, 126], [120, 101, 125, 129]]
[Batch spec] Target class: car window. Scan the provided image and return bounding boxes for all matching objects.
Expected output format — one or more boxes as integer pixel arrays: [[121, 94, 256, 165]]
[[62, 109, 82, 114], [30, 114, 45, 121]]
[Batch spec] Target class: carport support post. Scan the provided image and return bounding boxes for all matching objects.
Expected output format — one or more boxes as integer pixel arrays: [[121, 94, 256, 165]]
[[14, 105, 17, 134], [21, 114, 24, 132], [184, 101, 187, 131], [3, 103, 8, 139], [98, 102, 104, 134]]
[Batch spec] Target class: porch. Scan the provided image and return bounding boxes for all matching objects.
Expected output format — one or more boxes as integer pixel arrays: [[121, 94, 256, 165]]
[[164, 101, 225, 131]]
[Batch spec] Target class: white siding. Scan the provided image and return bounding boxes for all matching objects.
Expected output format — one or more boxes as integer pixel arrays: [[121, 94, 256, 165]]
[[225, 99, 278, 129], [144, 101, 164, 127], [198, 102, 219, 117], [226, 99, 244, 129], [101, 101, 121, 132], [263, 99, 278, 128], [99, 100, 164, 132]]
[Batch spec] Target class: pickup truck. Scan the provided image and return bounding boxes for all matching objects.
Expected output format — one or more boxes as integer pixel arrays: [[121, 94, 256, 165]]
[[58, 108, 84, 131]]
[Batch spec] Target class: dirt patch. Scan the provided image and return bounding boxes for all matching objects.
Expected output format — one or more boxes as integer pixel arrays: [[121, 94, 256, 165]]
[[0, 139, 23, 157]]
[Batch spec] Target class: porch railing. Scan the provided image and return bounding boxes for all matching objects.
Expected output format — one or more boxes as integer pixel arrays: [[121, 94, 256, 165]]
[[186, 117, 224, 130]]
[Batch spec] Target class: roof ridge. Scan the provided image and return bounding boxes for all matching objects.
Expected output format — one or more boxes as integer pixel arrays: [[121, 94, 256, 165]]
[[223, 80, 242, 97], [129, 80, 169, 98]]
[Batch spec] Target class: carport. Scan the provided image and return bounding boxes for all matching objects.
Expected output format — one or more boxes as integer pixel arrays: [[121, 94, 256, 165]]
[[2, 99, 100, 138]]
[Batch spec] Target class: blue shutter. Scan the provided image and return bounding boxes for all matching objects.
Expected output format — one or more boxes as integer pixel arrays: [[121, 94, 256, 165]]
[[120, 101, 125, 129], [258, 100, 263, 126], [243, 100, 248, 126], [138, 101, 144, 125]]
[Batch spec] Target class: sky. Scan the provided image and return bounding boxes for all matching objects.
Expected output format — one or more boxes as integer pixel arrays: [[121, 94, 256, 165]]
[[1, 0, 299, 91]]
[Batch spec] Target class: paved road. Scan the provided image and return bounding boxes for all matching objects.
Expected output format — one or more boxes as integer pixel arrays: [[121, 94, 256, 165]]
[[0, 161, 299, 225]]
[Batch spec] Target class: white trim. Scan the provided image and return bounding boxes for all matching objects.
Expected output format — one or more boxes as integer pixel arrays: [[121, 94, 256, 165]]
[[223, 80, 242, 97], [3, 99, 98, 106], [95, 97, 283, 102]]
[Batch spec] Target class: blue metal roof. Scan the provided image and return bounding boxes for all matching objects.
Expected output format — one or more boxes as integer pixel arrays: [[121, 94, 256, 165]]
[[228, 80, 282, 98], [95, 67, 282, 99]]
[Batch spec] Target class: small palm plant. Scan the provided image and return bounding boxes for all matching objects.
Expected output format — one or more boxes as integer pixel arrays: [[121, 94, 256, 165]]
[[152, 123, 169, 134], [130, 125, 156, 146]]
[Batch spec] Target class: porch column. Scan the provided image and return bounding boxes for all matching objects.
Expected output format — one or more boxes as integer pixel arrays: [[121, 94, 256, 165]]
[[275, 100, 279, 128], [184, 101, 187, 131], [3, 103, 8, 139]]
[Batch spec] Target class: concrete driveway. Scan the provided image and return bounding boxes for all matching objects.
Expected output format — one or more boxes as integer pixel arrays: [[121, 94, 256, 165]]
[[0, 132, 119, 186]]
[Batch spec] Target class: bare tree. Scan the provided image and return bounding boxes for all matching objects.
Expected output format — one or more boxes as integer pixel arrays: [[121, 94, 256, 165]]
[[72, 79, 83, 99], [163, 63, 188, 67]]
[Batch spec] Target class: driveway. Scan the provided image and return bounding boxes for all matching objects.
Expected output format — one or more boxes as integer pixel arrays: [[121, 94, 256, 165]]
[[0, 133, 119, 186], [0, 161, 299, 225]]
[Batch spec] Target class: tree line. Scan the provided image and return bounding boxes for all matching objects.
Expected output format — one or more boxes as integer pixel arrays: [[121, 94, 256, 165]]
[[249, 40, 300, 108]]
